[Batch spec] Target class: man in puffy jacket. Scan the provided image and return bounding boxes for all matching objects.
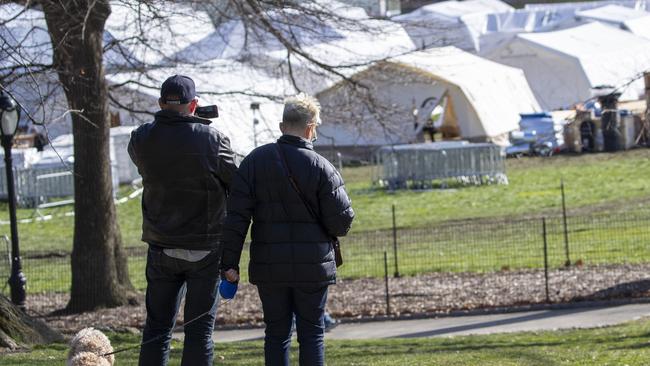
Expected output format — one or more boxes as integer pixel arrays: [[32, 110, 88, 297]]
[[221, 93, 354, 366], [128, 75, 237, 366]]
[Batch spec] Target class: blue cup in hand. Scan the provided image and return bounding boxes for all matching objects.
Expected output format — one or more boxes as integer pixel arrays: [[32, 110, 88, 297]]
[[219, 280, 238, 299]]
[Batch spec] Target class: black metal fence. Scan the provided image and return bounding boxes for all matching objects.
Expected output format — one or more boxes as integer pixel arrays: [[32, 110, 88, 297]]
[[3, 207, 650, 321]]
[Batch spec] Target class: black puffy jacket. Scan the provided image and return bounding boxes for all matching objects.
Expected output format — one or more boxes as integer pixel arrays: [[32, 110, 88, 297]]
[[221, 135, 354, 287], [128, 110, 238, 250]]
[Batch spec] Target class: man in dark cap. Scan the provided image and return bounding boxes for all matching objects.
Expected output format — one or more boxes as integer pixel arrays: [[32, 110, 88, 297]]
[[221, 93, 354, 366], [128, 75, 238, 366]]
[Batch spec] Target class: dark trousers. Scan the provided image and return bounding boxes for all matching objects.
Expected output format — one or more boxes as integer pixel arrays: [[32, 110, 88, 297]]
[[257, 285, 328, 366], [139, 247, 220, 366]]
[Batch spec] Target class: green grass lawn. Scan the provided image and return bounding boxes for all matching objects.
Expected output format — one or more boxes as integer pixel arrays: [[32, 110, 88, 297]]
[[1, 149, 650, 253], [345, 149, 650, 232], [4, 318, 650, 365]]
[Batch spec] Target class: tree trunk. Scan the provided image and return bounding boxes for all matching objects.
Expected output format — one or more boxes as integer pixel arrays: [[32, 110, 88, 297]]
[[0, 295, 62, 350], [42, 1, 133, 312]]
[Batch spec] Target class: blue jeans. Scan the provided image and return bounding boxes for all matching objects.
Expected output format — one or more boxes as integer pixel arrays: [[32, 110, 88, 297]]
[[257, 285, 328, 366], [138, 247, 220, 366]]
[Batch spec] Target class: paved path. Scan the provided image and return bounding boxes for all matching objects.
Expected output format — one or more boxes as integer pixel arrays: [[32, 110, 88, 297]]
[[183, 303, 650, 343]]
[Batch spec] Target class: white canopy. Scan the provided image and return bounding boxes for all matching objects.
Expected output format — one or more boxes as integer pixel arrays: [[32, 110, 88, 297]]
[[394, 0, 513, 52], [479, 9, 584, 53], [624, 15, 650, 40], [175, 5, 414, 96], [315, 47, 540, 147], [576, 4, 650, 25], [105, 2, 215, 67], [525, 0, 650, 11], [484, 22, 650, 110], [107, 60, 295, 155], [0, 3, 141, 70]]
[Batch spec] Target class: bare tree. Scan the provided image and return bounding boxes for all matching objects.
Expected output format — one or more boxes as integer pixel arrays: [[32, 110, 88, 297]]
[[39, 0, 134, 312], [0, 0, 417, 313]]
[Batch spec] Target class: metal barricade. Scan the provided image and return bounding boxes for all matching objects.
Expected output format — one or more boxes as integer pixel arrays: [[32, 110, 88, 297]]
[[376, 142, 507, 189]]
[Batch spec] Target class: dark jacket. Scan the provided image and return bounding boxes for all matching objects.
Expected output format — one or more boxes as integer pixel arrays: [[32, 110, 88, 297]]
[[221, 134, 354, 287], [128, 110, 238, 250]]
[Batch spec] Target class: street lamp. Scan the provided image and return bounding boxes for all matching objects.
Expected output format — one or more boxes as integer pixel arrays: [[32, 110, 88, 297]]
[[250, 102, 260, 148], [0, 91, 26, 309]]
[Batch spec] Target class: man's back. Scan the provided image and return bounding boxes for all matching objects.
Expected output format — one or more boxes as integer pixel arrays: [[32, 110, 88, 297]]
[[222, 134, 354, 286], [129, 109, 237, 250]]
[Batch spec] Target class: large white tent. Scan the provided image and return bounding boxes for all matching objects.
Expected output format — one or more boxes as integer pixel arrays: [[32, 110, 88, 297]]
[[107, 60, 295, 155], [575, 4, 650, 40], [105, 2, 216, 67], [624, 15, 650, 40], [576, 4, 650, 25], [173, 1, 415, 97], [478, 8, 584, 54], [393, 0, 513, 52], [484, 22, 650, 110], [525, 0, 650, 11], [315, 47, 540, 149]]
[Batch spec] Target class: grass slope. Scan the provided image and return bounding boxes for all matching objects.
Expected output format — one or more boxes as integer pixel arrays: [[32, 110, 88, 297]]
[[3, 318, 650, 365]]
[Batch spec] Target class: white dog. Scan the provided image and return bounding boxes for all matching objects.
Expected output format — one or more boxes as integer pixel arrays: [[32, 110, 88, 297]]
[[67, 327, 115, 366]]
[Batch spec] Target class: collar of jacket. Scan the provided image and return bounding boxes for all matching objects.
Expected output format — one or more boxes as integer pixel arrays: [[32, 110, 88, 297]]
[[278, 134, 313, 150], [154, 109, 212, 126]]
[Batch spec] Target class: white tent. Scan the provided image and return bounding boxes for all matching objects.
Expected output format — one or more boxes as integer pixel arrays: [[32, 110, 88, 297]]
[[484, 22, 650, 110], [479, 8, 584, 54], [393, 0, 513, 52], [264, 18, 415, 95], [573, 4, 650, 40], [107, 60, 295, 155], [105, 2, 215, 67], [171, 0, 373, 62], [315, 47, 540, 148], [525, 0, 650, 11], [624, 15, 650, 40], [576, 4, 650, 25], [174, 2, 415, 97], [480, 5, 650, 52]]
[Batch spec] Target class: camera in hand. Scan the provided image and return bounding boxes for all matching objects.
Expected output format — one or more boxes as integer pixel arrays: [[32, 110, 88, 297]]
[[195, 105, 219, 119]]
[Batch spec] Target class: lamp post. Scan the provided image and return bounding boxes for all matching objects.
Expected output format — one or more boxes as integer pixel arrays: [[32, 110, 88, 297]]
[[0, 91, 26, 308], [250, 102, 260, 148]]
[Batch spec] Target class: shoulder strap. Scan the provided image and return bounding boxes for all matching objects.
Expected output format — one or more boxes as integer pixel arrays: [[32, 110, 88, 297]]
[[275, 142, 343, 267], [275, 143, 329, 231]]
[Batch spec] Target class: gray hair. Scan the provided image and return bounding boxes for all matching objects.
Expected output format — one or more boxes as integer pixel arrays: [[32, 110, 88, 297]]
[[282, 93, 321, 129]]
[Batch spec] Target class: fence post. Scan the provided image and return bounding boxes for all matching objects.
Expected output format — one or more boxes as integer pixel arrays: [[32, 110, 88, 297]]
[[561, 179, 571, 266], [384, 251, 391, 316], [542, 218, 550, 303], [392, 204, 400, 278]]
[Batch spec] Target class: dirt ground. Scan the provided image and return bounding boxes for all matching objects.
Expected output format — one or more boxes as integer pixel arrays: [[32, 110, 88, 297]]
[[29, 263, 650, 334]]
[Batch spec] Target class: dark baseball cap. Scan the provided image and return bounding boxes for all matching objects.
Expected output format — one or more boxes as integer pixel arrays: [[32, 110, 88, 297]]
[[160, 75, 196, 104]]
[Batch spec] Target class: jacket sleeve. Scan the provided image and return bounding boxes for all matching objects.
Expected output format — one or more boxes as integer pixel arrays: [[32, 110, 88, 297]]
[[317, 162, 354, 238], [127, 130, 139, 169], [209, 130, 238, 191], [221, 155, 255, 271]]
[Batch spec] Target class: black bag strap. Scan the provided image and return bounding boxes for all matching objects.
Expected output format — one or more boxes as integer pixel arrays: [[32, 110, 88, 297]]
[[274, 142, 333, 239]]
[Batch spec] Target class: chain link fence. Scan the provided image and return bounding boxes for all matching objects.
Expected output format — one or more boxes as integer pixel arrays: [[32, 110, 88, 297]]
[[3, 207, 650, 320]]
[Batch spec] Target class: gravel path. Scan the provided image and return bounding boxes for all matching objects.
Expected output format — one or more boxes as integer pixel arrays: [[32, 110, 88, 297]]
[[28, 264, 650, 334]]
